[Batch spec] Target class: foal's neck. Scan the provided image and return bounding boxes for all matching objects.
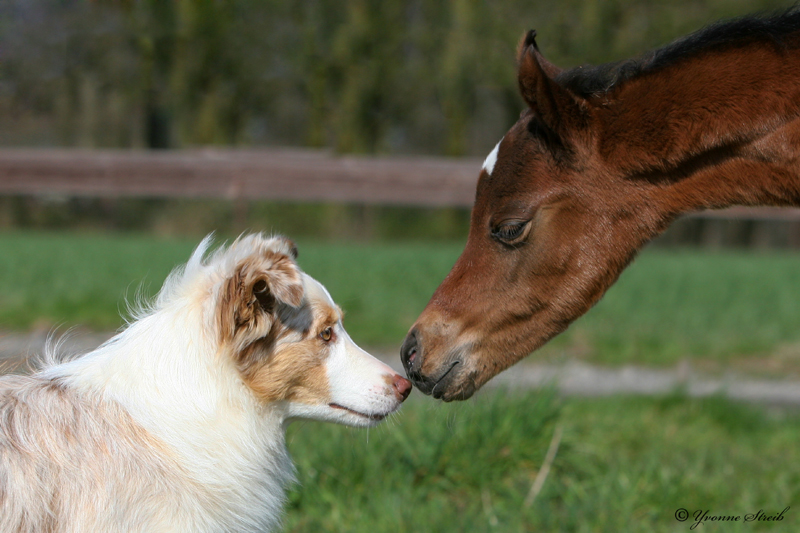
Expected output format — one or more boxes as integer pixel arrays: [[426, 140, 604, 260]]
[[609, 39, 800, 215], [659, 117, 800, 214]]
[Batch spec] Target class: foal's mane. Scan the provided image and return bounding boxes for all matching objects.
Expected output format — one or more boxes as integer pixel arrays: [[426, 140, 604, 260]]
[[558, 7, 800, 98]]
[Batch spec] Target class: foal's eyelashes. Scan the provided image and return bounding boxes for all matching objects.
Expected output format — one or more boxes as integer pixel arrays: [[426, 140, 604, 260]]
[[491, 219, 532, 245]]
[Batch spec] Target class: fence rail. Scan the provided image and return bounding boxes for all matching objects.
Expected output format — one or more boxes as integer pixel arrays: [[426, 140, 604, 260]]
[[0, 148, 479, 207], [1, 148, 799, 221]]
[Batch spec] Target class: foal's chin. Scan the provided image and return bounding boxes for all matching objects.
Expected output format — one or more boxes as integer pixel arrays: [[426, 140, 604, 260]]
[[435, 371, 480, 402], [415, 355, 496, 402]]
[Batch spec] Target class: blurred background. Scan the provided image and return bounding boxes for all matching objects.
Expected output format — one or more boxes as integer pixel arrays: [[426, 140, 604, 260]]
[[2, 0, 800, 531]]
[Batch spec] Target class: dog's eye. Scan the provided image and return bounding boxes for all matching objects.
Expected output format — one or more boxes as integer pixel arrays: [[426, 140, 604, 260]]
[[319, 327, 333, 342]]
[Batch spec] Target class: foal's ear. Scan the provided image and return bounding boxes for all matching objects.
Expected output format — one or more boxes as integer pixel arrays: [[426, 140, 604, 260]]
[[219, 241, 304, 345], [517, 30, 587, 137]]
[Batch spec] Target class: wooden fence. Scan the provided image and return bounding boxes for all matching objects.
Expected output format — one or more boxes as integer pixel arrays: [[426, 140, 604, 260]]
[[1, 147, 799, 222], [0, 148, 478, 207]]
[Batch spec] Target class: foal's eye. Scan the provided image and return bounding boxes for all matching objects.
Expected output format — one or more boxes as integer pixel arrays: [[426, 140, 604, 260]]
[[491, 220, 532, 245], [319, 327, 333, 342]]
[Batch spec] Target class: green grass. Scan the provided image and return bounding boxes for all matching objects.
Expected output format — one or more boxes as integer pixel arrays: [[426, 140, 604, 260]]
[[283, 389, 800, 532], [1, 231, 796, 530], [0, 232, 199, 330], [0, 232, 458, 341], [552, 250, 800, 369], [3, 231, 800, 372]]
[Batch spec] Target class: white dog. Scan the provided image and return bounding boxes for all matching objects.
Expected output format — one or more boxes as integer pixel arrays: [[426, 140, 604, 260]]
[[0, 234, 411, 533]]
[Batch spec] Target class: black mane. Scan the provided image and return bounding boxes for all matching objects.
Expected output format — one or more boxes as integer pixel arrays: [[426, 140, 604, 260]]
[[557, 7, 800, 98]]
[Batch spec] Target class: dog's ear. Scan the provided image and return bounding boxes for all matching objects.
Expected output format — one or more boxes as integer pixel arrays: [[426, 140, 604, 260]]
[[219, 241, 304, 347]]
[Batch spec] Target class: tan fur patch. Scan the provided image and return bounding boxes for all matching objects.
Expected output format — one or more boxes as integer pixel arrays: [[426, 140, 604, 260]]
[[242, 341, 330, 404], [218, 250, 303, 350], [235, 284, 343, 406], [316, 305, 341, 333]]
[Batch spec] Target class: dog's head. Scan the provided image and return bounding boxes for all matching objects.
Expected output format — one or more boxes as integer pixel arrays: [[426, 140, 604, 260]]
[[215, 234, 411, 427]]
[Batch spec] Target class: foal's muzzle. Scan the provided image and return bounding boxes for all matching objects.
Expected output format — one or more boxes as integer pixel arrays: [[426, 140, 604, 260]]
[[400, 328, 465, 400]]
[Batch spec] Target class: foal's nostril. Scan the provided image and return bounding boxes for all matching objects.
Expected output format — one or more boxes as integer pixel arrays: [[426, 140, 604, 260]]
[[400, 330, 420, 374], [392, 375, 412, 401]]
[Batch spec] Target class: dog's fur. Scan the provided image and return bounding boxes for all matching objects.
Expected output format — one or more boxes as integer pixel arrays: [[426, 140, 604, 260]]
[[0, 234, 410, 533]]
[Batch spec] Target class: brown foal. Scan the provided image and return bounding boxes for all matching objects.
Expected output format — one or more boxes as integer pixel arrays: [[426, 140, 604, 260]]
[[402, 9, 800, 401]]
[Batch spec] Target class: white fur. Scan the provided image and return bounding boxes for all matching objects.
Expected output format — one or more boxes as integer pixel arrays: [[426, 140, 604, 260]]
[[282, 278, 401, 426], [0, 234, 409, 532], [482, 137, 503, 175]]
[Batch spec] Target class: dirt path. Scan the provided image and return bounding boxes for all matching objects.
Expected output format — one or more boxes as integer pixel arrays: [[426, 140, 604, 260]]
[[4, 330, 800, 406]]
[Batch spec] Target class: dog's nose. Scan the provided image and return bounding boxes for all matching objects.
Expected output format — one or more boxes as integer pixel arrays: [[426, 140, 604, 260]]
[[400, 329, 420, 377], [392, 374, 412, 401]]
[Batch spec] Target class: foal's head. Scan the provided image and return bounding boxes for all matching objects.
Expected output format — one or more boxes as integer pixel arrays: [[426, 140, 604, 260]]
[[403, 13, 800, 400], [401, 33, 668, 400]]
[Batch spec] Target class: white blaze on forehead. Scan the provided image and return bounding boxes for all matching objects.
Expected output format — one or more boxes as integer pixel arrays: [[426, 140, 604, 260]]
[[482, 137, 503, 175]]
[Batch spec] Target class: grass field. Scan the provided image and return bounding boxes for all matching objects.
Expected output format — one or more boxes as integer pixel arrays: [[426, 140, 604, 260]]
[[283, 389, 800, 532], [3, 230, 800, 374], [2, 230, 798, 531]]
